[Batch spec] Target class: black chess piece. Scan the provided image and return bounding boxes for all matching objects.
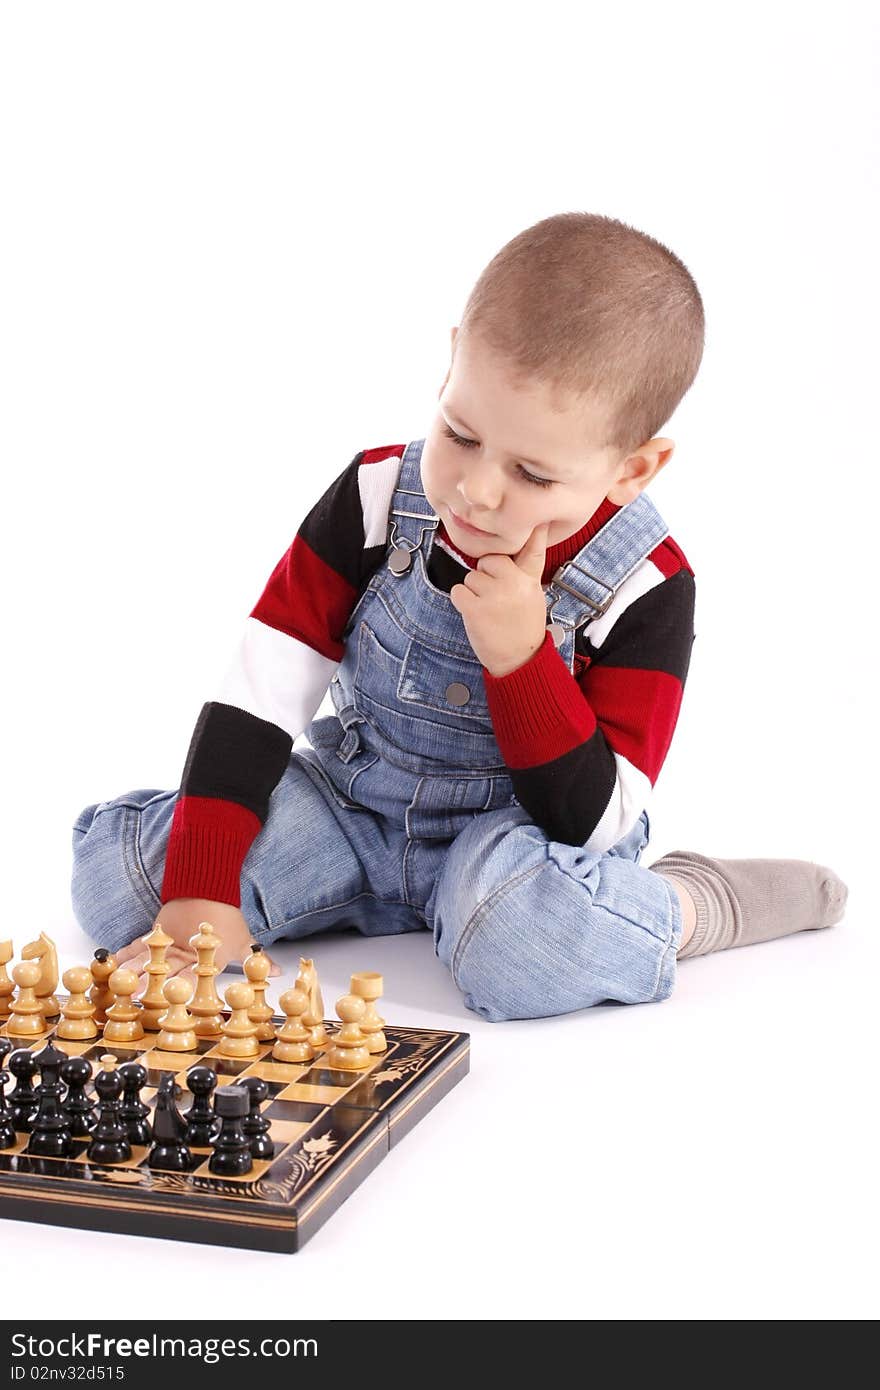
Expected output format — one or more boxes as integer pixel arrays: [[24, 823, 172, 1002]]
[[86, 1059, 131, 1165], [0, 1070, 17, 1149], [27, 1041, 74, 1158], [148, 1072, 193, 1171], [183, 1065, 220, 1147], [209, 1085, 253, 1176], [0, 1038, 12, 1067], [118, 1061, 152, 1145], [7, 1049, 39, 1132], [60, 1055, 97, 1138], [239, 1075, 274, 1160]]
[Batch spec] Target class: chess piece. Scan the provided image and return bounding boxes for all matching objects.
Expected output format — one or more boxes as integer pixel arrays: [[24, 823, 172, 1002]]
[[6, 1049, 39, 1131], [22, 933, 60, 1019], [60, 1055, 97, 1137], [155, 978, 197, 1052], [89, 949, 118, 1024], [138, 923, 173, 1030], [103, 968, 145, 1043], [0, 1070, 17, 1149], [243, 944, 275, 1042], [209, 1086, 253, 1176], [6, 960, 48, 1038], [326, 995, 371, 1071], [182, 1065, 220, 1146], [118, 1061, 152, 1145], [56, 966, 99, 1040], [239, 1076, 274, 1160], [297, 957, 328, 1049], [86, 1056, 131, 1164], [26, 1041, 74, 1157], [218, 983, 259, 1059], [148, 1072, 192, 1171], [272, 986, 314, 1063], [0, 939, 14, 1021], [188, 924, 224, 1038], [350, 971, 387, 1054]]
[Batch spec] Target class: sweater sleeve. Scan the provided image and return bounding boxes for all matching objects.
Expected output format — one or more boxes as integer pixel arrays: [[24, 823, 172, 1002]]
[[481, 539, 696, 851], [160, 444, 406, 905]]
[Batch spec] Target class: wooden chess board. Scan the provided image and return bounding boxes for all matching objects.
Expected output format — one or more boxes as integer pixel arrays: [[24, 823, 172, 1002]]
[[0, 1011, 470, 1253]]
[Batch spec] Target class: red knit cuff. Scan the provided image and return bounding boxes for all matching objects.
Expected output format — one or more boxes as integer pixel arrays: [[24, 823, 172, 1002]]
[[482, 631, 597, 768], [160, 796, 262, 906]]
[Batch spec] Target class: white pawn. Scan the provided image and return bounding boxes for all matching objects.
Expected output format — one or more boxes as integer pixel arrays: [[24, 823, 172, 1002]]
[[243, 945, 275, 1042], [6, 960, 47, 1038], [156, 978, 198, 1052], [57, 965, 99, 1040], [272, 986, 314, 1063], [326, 995, 371, 1071], [103, 968, 145, 1043], [218, 983, 259, 1059]]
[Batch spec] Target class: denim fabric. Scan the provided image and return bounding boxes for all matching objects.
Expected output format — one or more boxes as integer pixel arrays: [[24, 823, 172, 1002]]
[[72, 439, 683, 1020]]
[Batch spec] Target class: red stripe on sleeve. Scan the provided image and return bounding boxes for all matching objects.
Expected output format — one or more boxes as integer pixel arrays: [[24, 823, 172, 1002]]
[[160, 796, 262, 906], [251, 535, 359, 661], [585, 664, 685, 784]]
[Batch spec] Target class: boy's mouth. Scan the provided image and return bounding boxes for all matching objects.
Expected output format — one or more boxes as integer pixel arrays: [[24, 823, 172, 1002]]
[[449, 507, 496, 537]]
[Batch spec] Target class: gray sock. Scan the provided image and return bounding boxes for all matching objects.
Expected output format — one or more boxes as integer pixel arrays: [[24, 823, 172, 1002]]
[[649, 851, 849, 958]]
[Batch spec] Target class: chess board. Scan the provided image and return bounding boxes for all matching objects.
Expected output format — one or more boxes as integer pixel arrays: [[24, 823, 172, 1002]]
[[0, 1010, 470, 1253]]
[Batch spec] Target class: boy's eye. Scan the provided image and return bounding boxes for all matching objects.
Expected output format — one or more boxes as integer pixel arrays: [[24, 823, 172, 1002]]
[[441, 423, 554, 488]]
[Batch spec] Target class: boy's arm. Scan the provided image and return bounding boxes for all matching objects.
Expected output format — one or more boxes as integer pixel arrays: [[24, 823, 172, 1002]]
[[482, 542, 696, 851], [161, 444, 406, 906]]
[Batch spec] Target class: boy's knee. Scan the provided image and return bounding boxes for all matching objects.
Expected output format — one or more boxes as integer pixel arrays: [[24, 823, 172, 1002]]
[[432, 814, 676, 1021], [70, 791, 170, 954]]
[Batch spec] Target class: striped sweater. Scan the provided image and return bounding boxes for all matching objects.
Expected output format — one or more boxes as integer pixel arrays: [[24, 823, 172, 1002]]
[[161, 443, 696, 906]]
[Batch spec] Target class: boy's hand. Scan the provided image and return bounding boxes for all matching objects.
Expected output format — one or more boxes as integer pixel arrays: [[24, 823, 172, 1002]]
[[449, 521, 551, 677], [113, 898, 281, 993]]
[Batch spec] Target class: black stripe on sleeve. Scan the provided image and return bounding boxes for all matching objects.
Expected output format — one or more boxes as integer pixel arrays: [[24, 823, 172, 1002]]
[[179, 702, 294, 825], [580, 567, 696, 680], [297, 450, 391, 593]]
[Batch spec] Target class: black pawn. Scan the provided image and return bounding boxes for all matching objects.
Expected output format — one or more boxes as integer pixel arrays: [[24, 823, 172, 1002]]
[[7, 1049, 39, 1131], [27, 1041, 74, 1158], [183, 1065, 220, 1147], [148, 1072, 192, 1171], [0, 1070, 17, 1149], [86, 1061, 131, 1165], [118, 1062, 152, 1146], [239, 1075, 274, 1160], [209, 1085, 253, 1176], [60, 1056, 97, 1137], [0, 1038, 12, 1067]]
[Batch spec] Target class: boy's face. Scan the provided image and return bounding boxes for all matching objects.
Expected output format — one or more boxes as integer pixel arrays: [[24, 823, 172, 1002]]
[[420, 327, 674, 557]]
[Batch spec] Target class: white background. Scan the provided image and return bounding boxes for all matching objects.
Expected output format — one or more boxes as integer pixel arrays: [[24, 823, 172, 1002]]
[[1, 0, 877, 1321]]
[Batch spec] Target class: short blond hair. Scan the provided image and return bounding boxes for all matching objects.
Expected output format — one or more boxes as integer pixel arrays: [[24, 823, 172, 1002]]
[[457, 211, 705, 460]]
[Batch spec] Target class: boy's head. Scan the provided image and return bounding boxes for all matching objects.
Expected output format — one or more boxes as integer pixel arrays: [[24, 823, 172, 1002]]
[[420, 211, 705, 556]]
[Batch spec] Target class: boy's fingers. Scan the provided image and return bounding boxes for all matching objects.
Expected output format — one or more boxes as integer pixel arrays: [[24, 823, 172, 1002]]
[[114, 942, 147, 966]]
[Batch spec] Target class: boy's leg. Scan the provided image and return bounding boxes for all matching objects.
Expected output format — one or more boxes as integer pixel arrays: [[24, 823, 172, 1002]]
[[428, 810, 849, 1021], [428, 807, 679, 1022], [71, 751, 422, 956]]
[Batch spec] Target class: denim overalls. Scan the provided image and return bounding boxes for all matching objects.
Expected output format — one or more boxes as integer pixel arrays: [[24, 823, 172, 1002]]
[[72, 438, 683, 1021]]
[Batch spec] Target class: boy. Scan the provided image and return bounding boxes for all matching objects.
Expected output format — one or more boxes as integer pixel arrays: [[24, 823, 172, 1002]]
[[71, 212, 848, 1021]]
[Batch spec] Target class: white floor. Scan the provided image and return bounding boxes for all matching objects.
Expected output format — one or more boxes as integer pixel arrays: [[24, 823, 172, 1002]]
[[2, 860, 874, 1322]]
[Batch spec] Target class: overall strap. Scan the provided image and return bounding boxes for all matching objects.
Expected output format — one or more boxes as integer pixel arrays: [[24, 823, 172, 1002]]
[[386, 438, 439, 575], [546, 492, 670, 643]]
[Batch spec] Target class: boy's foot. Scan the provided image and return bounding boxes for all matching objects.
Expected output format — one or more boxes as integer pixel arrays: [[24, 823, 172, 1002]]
[[650, 851, 849, 958]]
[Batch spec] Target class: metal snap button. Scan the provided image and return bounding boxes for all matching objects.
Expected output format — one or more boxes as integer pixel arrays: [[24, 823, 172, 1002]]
[[445, 682, 471, 706], [389, 548, 413, 575]]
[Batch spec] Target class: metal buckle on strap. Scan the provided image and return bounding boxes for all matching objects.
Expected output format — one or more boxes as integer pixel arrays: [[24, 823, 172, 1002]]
[[549, 560, 616, 619]]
